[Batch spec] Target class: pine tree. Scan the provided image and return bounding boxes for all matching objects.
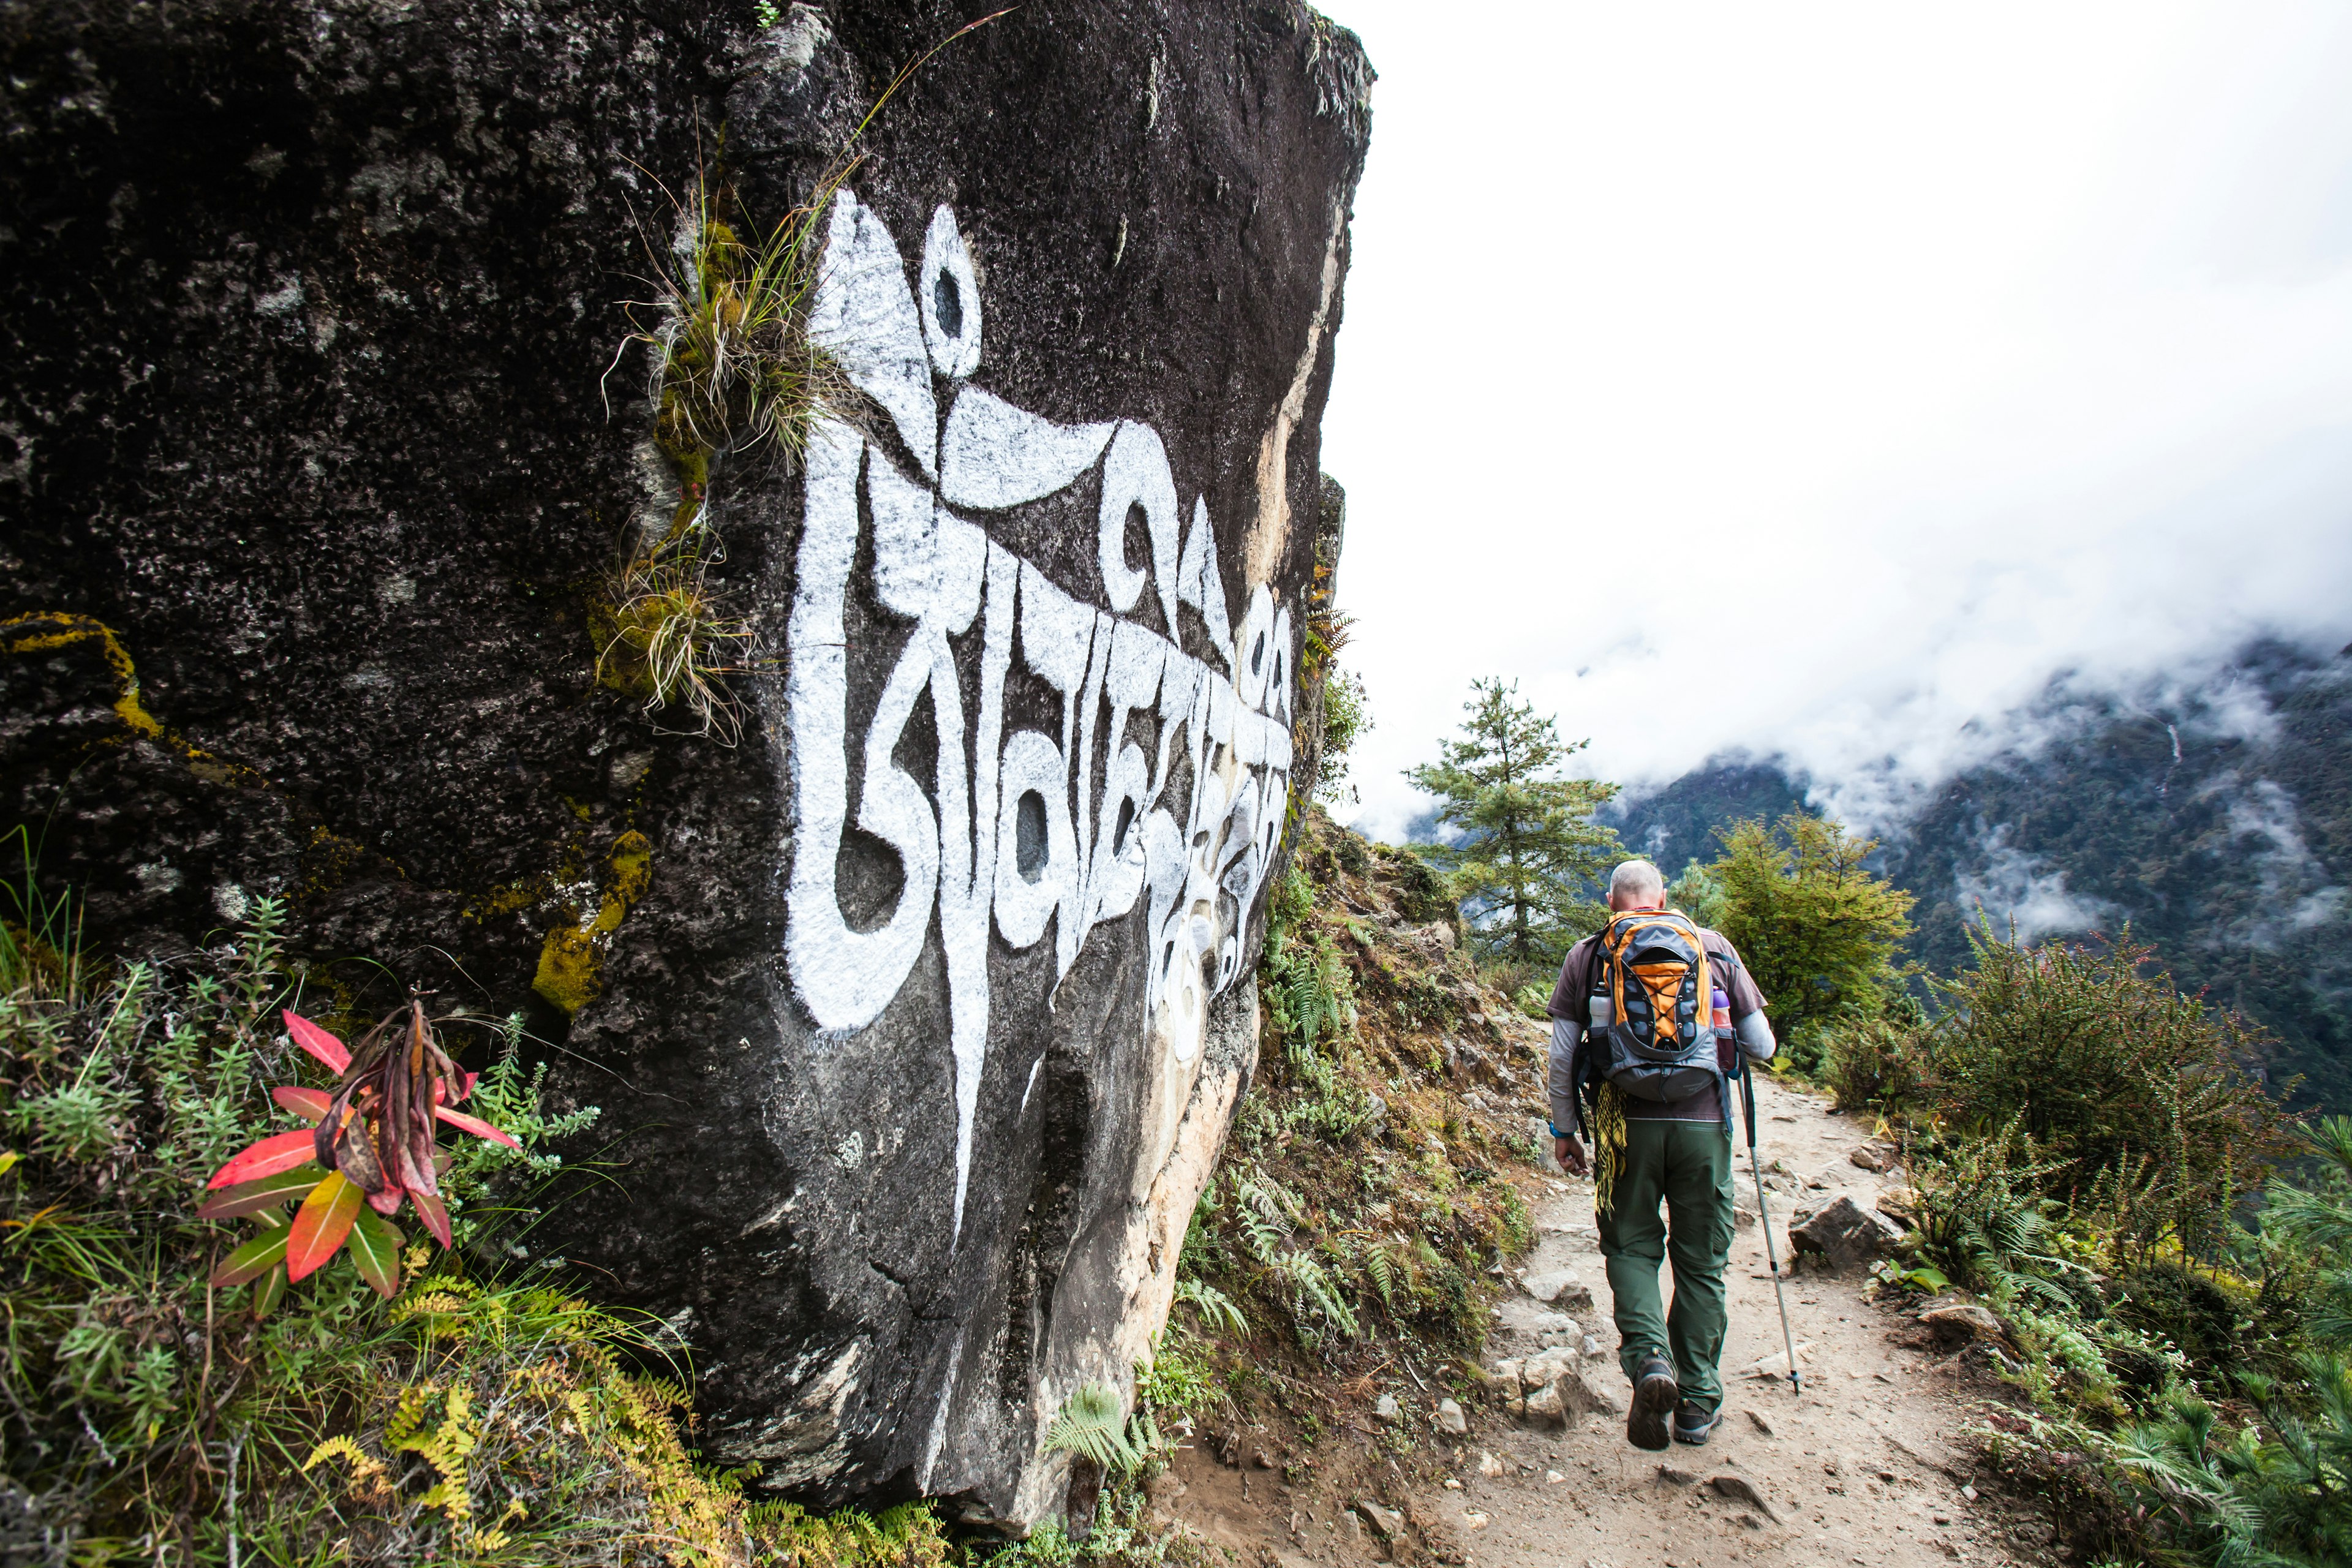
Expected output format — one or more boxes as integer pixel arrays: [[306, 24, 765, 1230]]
[[1407, 679, 1620, 971]]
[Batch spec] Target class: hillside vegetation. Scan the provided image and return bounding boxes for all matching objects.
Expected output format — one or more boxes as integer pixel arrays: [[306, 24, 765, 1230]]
[[1807, 918, 2352, 1566], [1110, 807, 1556, 1551]]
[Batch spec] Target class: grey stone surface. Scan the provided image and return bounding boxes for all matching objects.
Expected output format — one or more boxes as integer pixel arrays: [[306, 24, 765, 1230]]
[[0, 0, 1370, 1526], [1789, 1196, 1906, 1273], [1920, 1302, 2007, 1340], [1354, 1499, 1405, 1542], [1522, 1268, 1594, 1310]]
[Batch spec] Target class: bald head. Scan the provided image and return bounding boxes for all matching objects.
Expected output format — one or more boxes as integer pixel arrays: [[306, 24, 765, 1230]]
[[1607, 859, 1667, 911]]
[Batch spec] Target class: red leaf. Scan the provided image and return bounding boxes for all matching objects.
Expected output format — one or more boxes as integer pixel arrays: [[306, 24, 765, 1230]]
[[271, 1085, 333, 1121], [365, 1182, 405, 1216], [197, 1166, 323, 1219], [433, 1106, 521, 1148], [206, 1128, 325, 1190], [286, 1171, 364, 1281], [409, 1188, 453, 1248], [282, 1009, 352, 1074], [430, 1072, 480, 1105]]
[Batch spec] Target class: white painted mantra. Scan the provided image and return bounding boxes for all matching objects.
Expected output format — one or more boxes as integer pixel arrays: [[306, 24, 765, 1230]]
[[783, 192, 1295, 1239]]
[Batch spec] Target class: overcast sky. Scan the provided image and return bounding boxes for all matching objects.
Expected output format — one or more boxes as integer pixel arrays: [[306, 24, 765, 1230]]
[[1310, 1, 2352, 839]]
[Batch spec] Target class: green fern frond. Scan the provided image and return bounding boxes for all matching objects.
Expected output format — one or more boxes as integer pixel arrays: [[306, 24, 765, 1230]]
[[1044, 1382, 1140, 1472], [1175, 1278, 1248, 1336], [1364, 1245, 1398, 1310]]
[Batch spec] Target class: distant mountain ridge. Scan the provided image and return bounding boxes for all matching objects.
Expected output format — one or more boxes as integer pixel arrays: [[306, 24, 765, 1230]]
[[1603, 640, 2352, 1110]]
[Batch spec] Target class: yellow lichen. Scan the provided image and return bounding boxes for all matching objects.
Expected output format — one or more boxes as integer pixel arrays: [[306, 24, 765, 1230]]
[[2, 612, 263, 788], [3, 612, 168, 739], [532, 831, 654, 1015]]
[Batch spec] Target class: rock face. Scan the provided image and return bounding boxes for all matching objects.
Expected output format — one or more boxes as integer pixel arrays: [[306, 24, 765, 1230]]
[[0, 0, 1370, 1526]]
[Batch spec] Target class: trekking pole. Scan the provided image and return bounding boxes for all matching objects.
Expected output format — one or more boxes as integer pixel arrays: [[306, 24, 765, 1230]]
[[1738, 1054, 1803, 1397]]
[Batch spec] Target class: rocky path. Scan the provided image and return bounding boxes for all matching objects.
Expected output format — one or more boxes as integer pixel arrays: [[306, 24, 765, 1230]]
[[1160, 1076, 2055, 1568]]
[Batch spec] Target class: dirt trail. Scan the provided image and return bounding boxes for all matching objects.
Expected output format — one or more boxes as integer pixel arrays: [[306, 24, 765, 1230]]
[[1160, 1074, 2054, 1568]]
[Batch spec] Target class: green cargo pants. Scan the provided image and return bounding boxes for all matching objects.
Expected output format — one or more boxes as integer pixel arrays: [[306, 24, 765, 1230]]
[[1596, 1118, 1736, 1416]]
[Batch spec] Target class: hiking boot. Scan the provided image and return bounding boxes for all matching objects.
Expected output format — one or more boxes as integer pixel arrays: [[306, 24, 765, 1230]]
[[1626, 1355, 1678, 1450], [1672, 1401, 1722, 1446]]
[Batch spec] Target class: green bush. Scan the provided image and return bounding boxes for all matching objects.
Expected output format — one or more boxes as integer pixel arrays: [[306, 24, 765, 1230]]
[[1916, 924, 2291, 1267], [1817, 1015, 1924, 1112]]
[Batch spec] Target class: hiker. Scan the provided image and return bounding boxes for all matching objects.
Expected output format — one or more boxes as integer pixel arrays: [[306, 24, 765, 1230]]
[[1546, 859, 1776, 1450]]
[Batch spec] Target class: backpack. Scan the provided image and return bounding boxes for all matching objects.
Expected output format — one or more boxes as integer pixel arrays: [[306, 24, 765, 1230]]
[[1588, 908, 1721, 1104]]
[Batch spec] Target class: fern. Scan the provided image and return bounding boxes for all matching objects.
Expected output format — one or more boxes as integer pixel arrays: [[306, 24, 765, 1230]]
[[1272, 1251, 1359, 1339], [1265, 925, 1355, 1055], [379, 1381, 481, 1525], [1044, 1383, 1140, 1472], [1174, 1278, 1248, 1336], [1363, 1242, 1399, 1311]]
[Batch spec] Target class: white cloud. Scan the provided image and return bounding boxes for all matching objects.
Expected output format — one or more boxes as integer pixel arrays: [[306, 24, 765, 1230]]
[[1312, 0, 2352, 839], [1951, 824, 2119, 946], [2204, 772, 2348, 945]]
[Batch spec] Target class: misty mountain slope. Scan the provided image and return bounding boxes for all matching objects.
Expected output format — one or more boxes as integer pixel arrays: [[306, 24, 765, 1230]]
[[1608, 641, 2352, 1109]]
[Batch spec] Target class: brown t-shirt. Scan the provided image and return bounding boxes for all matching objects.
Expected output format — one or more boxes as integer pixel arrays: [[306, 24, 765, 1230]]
[[1547, 918, 1768, 1123]]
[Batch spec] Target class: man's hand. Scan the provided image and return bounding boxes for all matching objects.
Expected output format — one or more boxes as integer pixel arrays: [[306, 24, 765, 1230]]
[[1553, 1133, 1588, 1177]]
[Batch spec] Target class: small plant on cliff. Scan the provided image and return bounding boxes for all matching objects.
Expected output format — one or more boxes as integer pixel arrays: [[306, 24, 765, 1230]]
[[600, 13, 1010, 749], [595, 519, 755, 744], [1044, 1383, 1149, 1474], [197, 1003, 520, 1311], [619, 162, 852, 474]]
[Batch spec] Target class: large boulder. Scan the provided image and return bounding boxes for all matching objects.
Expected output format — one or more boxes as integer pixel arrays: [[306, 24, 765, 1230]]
[[0, 0, 1371, 1526], [1789, 1196, 1906, 1273]]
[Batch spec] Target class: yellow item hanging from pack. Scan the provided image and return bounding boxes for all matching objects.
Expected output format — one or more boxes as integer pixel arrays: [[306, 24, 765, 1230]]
[[1591, 1080, 1629, 1215]]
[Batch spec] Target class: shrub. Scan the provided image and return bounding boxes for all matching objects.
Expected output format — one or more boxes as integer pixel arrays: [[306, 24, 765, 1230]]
[[1817, 1015, 1925, 1112], [1915, 924, 2292, 1265]]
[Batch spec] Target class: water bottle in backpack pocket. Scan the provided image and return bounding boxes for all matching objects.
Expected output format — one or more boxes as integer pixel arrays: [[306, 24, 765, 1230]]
[[1588, 908, 1720, 1103]]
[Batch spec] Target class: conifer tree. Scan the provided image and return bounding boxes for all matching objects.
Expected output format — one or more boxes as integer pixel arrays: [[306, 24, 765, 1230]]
[[1407, 679, 1620, 970]]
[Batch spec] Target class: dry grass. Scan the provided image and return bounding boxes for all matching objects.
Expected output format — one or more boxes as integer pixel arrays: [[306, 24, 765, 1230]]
[[594, 526, 753, 746]]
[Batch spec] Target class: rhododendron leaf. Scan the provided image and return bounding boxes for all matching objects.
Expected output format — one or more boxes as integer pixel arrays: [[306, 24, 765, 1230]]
[[282, 1010, 352, 1074], [409, 1188, 453, 1248], [206, 1128, 324, 1189], [429, 1072, 481, 1105], [286, 1172, 363, 1282], [211, 1226, 290, 1287], [334, 1114, 388, 1193], [348, 1208, 403, 1298], [364, 1182, 405, 1216], [252, 1262, 287, 1319], [271, 1085, 333, 1121], [196, 1166, 322, 1219], [433, 1106, 521, 1148]]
